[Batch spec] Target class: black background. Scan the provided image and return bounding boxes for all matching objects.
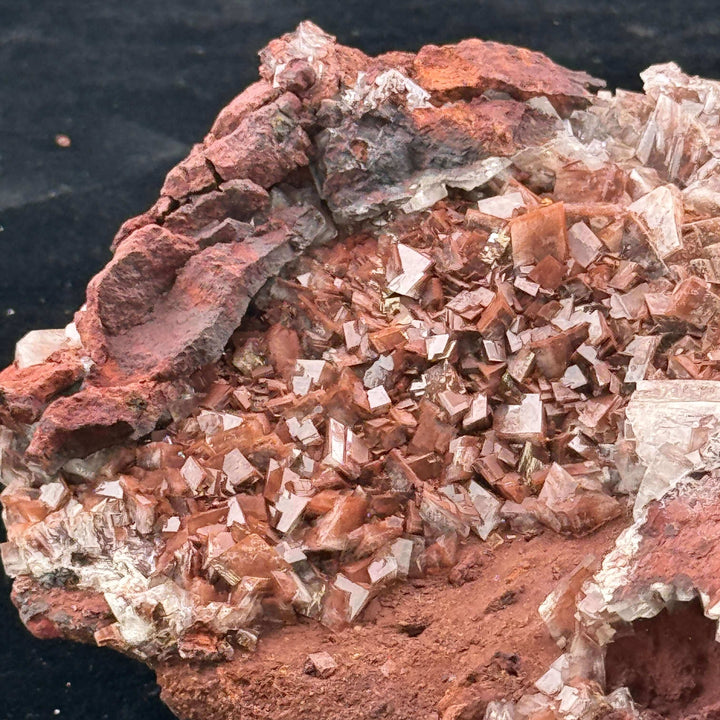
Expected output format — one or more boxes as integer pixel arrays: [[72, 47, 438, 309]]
[[1, 1, 719, 718]]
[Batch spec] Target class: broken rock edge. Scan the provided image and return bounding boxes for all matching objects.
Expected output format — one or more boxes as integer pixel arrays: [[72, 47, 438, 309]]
[[0, 19, 599, 660], [0, 20, 600, 474]]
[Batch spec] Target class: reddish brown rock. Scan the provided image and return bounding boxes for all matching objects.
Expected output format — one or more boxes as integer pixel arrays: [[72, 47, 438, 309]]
[[7, 20, 720, 720], [204, 92, 312, 188], [0, 349, 85, 425], [412, 38, 604, 113], [23, 201, 333, 467], [25, 381, 186, 469], [161, 143, 217, 201], [411, 99, 557, 156], [78, 224, 199, 354], [11, 577, 113, 644], [103, 239, 275, 377], [207, 80, 279, 141], [162, 179, 269, 236]]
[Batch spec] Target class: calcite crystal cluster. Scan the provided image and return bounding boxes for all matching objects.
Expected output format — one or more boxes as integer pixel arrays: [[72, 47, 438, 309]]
[[5, 21, 720, 720]]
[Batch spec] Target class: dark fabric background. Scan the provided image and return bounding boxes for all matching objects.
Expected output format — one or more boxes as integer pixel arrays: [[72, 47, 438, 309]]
[[1, 1, 718, 718]]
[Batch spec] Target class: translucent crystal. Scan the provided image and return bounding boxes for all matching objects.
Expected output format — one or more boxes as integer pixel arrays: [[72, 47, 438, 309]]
[[510, 203, 568, 268], [625, 380, 720, 468], [386, 243, 433, 298], [322, 418, 369, 478], [476, 191, 525, 219], [538, 555, 597, 647], [467, 480, 502, 540], [363, 354, 394, 389], [535, 654, 569, 695], [287, 416, 323, 446], [633, 443, 693, 518], [181, 457, 207, 494], [459, 397, 490, 438], [628, 185, 684, 260], [567, 221, 602, 268], [420, 487, 471, 538], [211, 534, 288, 585], [38, 482, 69, 511], [622, 335, 660, 384], [304, 492, 368, 551], [274, 493, 309, 534], [14, 328, 68, 369], [534, 463, 622, 536], [367, 385, 392, 412], [494, 394, 545, 443], [483, 700, 518, 720], [222, 448, 257, 487], [321, 573, 370, 629], [295, 359, 332, 386]]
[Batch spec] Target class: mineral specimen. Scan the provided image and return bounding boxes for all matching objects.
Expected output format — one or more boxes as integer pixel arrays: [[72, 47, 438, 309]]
[[5, 19, 720, 720]]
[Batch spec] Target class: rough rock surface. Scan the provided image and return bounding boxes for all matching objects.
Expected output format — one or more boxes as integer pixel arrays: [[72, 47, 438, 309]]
[[5, 20, 720, 720]]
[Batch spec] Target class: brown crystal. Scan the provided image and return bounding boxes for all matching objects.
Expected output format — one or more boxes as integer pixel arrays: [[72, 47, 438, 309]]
[[510, 202, 568, 267]]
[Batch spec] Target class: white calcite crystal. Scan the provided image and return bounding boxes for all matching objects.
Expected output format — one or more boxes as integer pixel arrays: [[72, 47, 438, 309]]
[[628, 184, 684, 261], [625, 380, 720, 515], [14, 328, 70, 368], [494, 394, 545, 442], [386, 243, 433, 298], [625, 380, 720, 464]]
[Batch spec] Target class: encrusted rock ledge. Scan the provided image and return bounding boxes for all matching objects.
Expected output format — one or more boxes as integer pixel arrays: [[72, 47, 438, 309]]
[[4, 20, 720, 720]]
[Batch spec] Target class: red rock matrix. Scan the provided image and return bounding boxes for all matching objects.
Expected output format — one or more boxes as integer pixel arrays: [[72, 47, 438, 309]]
[[4, 21, 720, 720]]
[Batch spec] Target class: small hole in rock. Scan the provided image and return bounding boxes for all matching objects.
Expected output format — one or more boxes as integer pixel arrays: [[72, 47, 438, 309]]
[[605, 598, 720, 720]]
